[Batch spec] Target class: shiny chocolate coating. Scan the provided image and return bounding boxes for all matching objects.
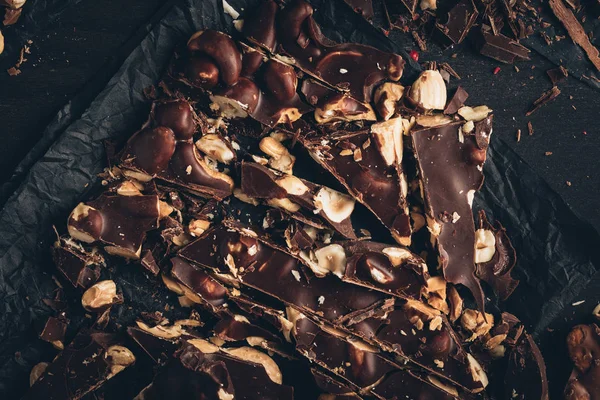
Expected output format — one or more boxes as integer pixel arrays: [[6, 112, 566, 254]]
[[153, 100, 197, 140], [129, 126, 176, 174], [170, 256, 227, 307], [183, 55, 220, 89]]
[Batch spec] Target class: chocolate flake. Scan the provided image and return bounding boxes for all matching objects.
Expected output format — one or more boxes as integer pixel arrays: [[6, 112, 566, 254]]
[[546, 66, 569, 85], [526, 86, 561, 116]]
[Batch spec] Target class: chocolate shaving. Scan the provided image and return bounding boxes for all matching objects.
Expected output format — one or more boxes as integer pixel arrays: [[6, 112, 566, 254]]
[[526, 86, 561, 116], [549, 0, 600, 71], [546, 66, 569, 85], [3, 7, 22, 26]]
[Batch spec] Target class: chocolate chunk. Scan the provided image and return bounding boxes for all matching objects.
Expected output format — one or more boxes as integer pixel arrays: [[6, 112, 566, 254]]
[[567, 324, 600, 374], [39, 316, 67, 348], [443, 86, 469, 115], [240, 161, 358, 239], [505, 333, 549, 400], [178, 225, 389, 324], [474, 26, 530, 63], [137, 340, 294, 400], [213, 314, 283, 345], [412, 119, 492, 311], [170, 256, 228, 312], [475, 211, 518, 300], [435, 0, 479, 46], [299, 121, 411, 246], [140, 249, 161, 275], [547, 66, 568, 85], [549, 0, 600, 71], [51, 238, 102, 289], [24, 331, 135, 400], [526, 86, 561, 116], [67, 194, 161, 259]]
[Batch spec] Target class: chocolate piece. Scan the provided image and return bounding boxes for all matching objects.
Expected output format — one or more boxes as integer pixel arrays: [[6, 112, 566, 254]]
[[213, 314, 283, 346], [243, 0, 278, 52], [179, 225, 389, 324], [240, 161, 358, 239], [505, 333, 549, 400], [23, 331, 135, 400], [435, 0, 479, 46], [3, 7, 22, 25], [67, 194, 161, 259], [526, 86, 561, 116], [169, 256, 228, 312], [128, 325, 184, 365], [475, 211, 518, 300], [567, 324, 600, 374], [565, 368, 600, 400], [444, 86, 469, 115], [412, 119, 492, 311], [547, 66, 568, 85], [139, 341, 294, 400], [311, 368, 363, 398], [299, 120, 411, 245], [39, 316, 67, 348], [241, 0, 404, 103], [549, 0, 600, 71], [474, 27, 530, 64], [152, 99, 199, 140], [140, 249, 161, 275], [351, 302, 486, 393], [51, 238, 102, 288]]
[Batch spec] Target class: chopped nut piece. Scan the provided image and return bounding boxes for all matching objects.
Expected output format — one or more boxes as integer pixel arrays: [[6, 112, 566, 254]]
[[196, 134, 236, 164], [457, 105, 492, 122], [314, 244, 347, 278], [0, 31, 4, 55], [447, 285, 463, 323], [81, 280, 121, 312], [373, 82, 405, 120], [276, 175, 309, 195], [593, 303, 600, 321], [371, 117, 404, 166], [29, 362, 49, 386], [189, 219, 211, 237], [466, 354, 489, 389], [313, 187, 355, 223], [225, 347, 283, 384], [259, 136, 295, 174], [267, 197, 301, 212], [233, 188, 260, 205], [461, 309, 494, 341], [408, 70, 447, 110], [416, 114, 453, 127], [105, 345, 136, 378]]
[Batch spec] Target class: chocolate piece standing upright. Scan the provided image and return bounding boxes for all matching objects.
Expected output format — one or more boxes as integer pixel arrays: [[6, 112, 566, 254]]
[[412, 118, 492, 311]]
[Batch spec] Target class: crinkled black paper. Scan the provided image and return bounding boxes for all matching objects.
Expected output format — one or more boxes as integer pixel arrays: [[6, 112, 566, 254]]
[[0, 0, 599, 398]]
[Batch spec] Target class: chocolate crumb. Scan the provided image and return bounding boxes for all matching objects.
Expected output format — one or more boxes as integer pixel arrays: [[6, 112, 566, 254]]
[[516, 129, 521, 142], [527, 121, 534, 136], [566, 181, 572, 186], [7, 67, 21, 76], [526, 86, 561, 116], [545, 151, 553, 156]]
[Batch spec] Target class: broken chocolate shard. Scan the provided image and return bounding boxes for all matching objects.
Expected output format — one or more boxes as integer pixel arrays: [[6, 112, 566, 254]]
[[298, 122, 411, 246], [549, 0, 600, 71], [505, 333, 549, 400], [546, 66, 568, 85], [311, 368, 363, 398], [475, 211, 518, 300], [412, 119, 491, 312], [51, 238, 102, 288], [435, 0, 479, 46], [39, 316, 67, 347], [24, 331, 134, 400], [444, 86, 469, 115], [474, 26, 530, 64], [525, 86, 561, 116], [170, 256, 228, 311], [140, 249, 161, 275]]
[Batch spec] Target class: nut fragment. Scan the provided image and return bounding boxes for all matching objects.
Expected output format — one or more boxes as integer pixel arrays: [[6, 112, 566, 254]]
[[466, 353, 489, 389], [447, 285, 463, 323], [210, 77, 260, 118], [188, 338, 220, 353], [0, 31, 4, 56], [373, 82, 405, 120], [314, 187, 355, 223], [259, 136, 295, 174], [420, 0, 437, 10], [314, 94, 376, 124], [314, 244, 347, 278], [29, 362, 49, 386], [225, 347, 282, 384], [2, 0, 26, 9], [457, 105, 492, 122], [408, 70, 447, 110], [371, 117, 403, 166], [381, 247, 414, 266], [81, 280, 120, 312], [105, 345, 136, 378], [276, 175, 309, 195], [415, 114, 453, 127], [136, 320, 188, 339], [474, 228, 496, 263], [233, 188, 260, 206], [196, 134, 236, 164], [461, 309, 494, 341]]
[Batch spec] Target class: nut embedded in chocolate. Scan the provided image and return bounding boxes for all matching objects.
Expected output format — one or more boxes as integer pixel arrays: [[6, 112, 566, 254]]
[[374, 82, 404, 121], [68, 203, 104, 243], [29, 362, 49, 387], [128, 126, 177, 175], [183, 55, 220, 89], [263, 60, 298, 102], [195, 134, 236, 164], [169, 142, 234, 193], [187, 29, 242, 86], [210, 77, 260, 119], [314, 94, 376, 124], [153, 100, 197, 140]]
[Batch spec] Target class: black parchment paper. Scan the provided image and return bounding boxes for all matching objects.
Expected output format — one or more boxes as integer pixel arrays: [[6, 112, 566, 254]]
[[0, 0, 599, 397]]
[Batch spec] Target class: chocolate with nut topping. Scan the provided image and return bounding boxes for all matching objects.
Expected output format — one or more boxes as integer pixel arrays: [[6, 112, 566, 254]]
[[564, 324, 600, 400], [242, 0, 404, 104], [299, 121, 411, 245], [179, 225, 389, 324], [39, 316, 67, 347], [67, 194, 161, 259], [475, 211, 518, 301], [23, 331, 135, 400], [240, 161, 358, 239], [351, 301, 486, 393], [51, 238, 102, 288], [169, 256, 228, 312], [411, 119, 492, 312]]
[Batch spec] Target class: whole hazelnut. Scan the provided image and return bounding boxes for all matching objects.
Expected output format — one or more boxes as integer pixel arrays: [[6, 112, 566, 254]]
[[153, 100, 196, 140], [408, 70, 447, 110], [129, 127, 177, 174], [184, 55, 220, 89]]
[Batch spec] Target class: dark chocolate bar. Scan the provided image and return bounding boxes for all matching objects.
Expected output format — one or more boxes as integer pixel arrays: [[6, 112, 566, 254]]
[[411, 117, 493, 311]]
